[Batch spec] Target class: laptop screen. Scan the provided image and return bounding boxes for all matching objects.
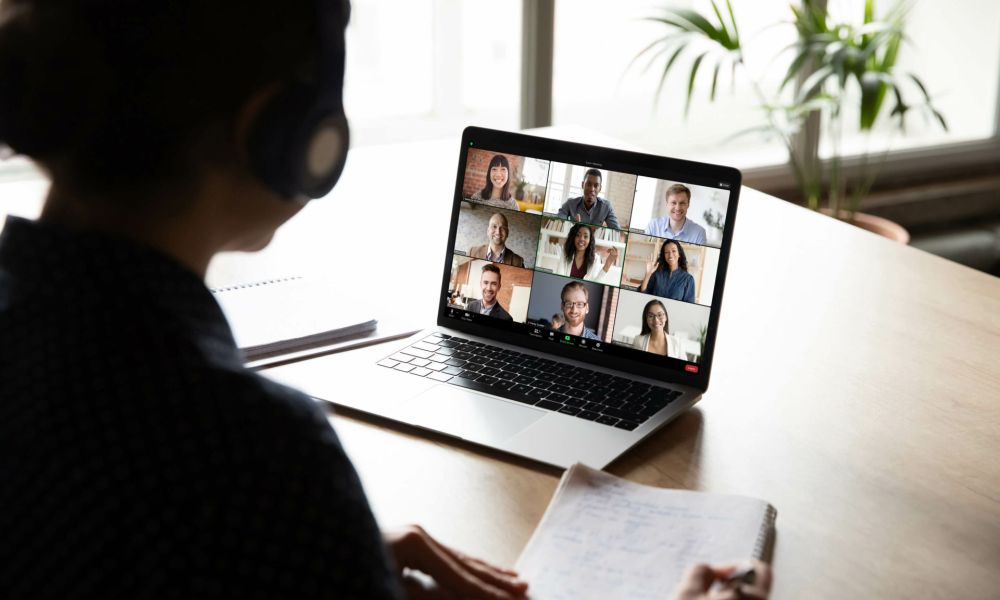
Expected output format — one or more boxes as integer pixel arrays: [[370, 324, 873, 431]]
[[438, 127, 740, 388]]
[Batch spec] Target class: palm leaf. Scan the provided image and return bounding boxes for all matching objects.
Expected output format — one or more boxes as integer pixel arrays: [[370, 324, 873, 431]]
[[685, 51, 710, 117], [653, 44, 688, 109]]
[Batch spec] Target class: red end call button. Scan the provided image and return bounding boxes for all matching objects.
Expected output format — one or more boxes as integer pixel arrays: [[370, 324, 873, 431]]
[[684, 364, 699, 373]]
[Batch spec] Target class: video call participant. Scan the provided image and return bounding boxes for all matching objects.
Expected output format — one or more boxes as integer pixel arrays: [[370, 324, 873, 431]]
[[0, 1, 531, 598], [468, 212, 524, 267], [465, 264, 513, 321], [470, 153, 519, 210], [640, 239, 696, 303], [550, 313, 564, 330], [632, 299, 685, 359], [645, 183, 708, 245], [556, 168, 620, 229], [554, 223, 619, 284], [558, 281, 600, 340]]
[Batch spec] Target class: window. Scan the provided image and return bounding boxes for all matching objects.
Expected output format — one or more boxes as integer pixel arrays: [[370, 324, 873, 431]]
[[344, 0, 522, 146]]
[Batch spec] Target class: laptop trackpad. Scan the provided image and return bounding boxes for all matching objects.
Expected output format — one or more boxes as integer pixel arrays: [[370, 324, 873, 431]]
[[402, 384, 545, 445]]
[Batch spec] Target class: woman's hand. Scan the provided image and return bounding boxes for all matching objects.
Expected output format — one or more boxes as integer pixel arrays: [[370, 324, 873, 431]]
[[645, 259, 657, 276], [604, 246, 619, 271], [671, 560, 772, 600], [384, 525, 528, 599]]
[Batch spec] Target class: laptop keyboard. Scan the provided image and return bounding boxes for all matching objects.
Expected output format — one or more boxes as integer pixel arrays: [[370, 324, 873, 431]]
[[377, 333, 683, 431]]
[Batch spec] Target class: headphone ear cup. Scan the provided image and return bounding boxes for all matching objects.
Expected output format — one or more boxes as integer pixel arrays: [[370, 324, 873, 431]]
[[246, 83, 349, 199]]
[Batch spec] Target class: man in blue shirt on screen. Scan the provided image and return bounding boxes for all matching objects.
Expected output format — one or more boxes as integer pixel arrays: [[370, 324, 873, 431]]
[[645, 183, 708, 245]]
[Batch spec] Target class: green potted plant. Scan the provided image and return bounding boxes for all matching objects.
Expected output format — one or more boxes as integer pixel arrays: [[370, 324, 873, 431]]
[[634, 0, 947, 240]]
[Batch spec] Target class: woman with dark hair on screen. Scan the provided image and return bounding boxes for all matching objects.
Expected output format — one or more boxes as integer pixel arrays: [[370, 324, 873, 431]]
[[553, 222, 618, 284], [0, 1, 531, 597], [632, 299, 685, 359], [640, 239, 696, 303], [470, 153, 518, 210]]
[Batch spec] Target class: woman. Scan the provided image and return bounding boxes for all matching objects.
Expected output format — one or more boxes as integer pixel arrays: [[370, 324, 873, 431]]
[[0, 2, 527, 598], [640, 239, 696, 303], [558, 281, 600, 340], [470, 154, 519, 210], [632, 299, 685, 359], [554, 222, 619, 284]]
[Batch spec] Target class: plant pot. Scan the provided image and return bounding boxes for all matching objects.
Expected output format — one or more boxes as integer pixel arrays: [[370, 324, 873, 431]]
[[821, 209, 910, 244]]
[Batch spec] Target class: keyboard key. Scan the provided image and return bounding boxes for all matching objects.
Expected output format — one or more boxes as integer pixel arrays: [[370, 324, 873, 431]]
[[548, 392, 570, 405], [437, 333, 452, 339], [435, 348, 455, 356], [409, 358, 430, 367], [445, 358, 467, 368], [535, 399, 563, 411], [393, 363, 415, 373], [459, 369, 480, 379], [429, 354, 449, 363], [476, 375, 499, 386], [449, 376, 487, 391], [510, 384, 533, 395], [401, 347, 432, 359], [527, 388, 550, 400], [578, 410, 600, 421], [558, 406, 582, 416], [377, 359, 399, 368], [390, 353, 413, 363], [614, 420, 640, 431], [428, 372, 452, 382], [491, 381, 514, 391], [596, 415, 619, 427], [411, 367, 431, 377], [478, 367, 500, 377], [443, 366, 464, 376], [602, 407, 647, 422], [437, 340, 457, 348], [426, 362, 446, 372], [514, 375, 535, 385]]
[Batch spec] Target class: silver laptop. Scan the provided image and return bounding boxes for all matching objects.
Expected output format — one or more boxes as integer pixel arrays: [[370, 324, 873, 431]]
[[268, 127, 741, 469]]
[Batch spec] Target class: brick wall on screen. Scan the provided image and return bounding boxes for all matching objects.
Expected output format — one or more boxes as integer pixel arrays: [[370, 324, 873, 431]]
[[463, 149, 526, 198], [606, 172, 637, 228], [497, 265, 533, 311], [598, 288, 620, 341]]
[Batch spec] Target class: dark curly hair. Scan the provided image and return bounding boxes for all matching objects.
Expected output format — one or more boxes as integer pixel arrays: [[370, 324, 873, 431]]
[[562, 222, 596, 274], [655, 239, 688, 272]]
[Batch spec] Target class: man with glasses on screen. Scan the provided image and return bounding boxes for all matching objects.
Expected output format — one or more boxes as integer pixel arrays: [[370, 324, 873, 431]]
[[556, 169, 620, 229], [557, 281, 600, 340]]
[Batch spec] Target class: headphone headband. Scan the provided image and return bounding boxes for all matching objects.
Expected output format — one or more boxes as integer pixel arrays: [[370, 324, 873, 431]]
[[247, 0, 351, 200]]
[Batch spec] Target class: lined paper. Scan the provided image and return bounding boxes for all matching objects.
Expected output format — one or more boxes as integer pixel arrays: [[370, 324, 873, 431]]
[[516, 464, 775, 599]]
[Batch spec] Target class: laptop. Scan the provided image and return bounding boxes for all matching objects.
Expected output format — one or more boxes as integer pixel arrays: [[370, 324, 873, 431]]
[[267, 126, 741, 469]]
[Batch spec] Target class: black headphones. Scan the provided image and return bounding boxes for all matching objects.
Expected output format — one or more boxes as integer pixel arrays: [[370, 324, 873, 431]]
[[247, 0, 350, 200]]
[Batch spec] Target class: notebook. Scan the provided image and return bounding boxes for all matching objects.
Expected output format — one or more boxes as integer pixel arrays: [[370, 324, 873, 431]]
[[516, 464, 776, 599], [211, 277, 377, 360], [263, 126, 742, 469]]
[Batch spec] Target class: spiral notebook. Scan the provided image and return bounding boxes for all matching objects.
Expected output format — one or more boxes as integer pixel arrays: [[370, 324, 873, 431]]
[[210, 277, 378, 361], [516, 463, 776, 599]]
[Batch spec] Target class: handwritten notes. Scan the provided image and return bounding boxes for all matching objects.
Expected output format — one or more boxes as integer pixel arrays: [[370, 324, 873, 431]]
[[516, 464, 775, 599]]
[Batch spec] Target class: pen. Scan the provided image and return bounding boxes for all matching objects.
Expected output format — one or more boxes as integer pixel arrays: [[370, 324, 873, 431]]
[[723, 566, 756, 587]]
